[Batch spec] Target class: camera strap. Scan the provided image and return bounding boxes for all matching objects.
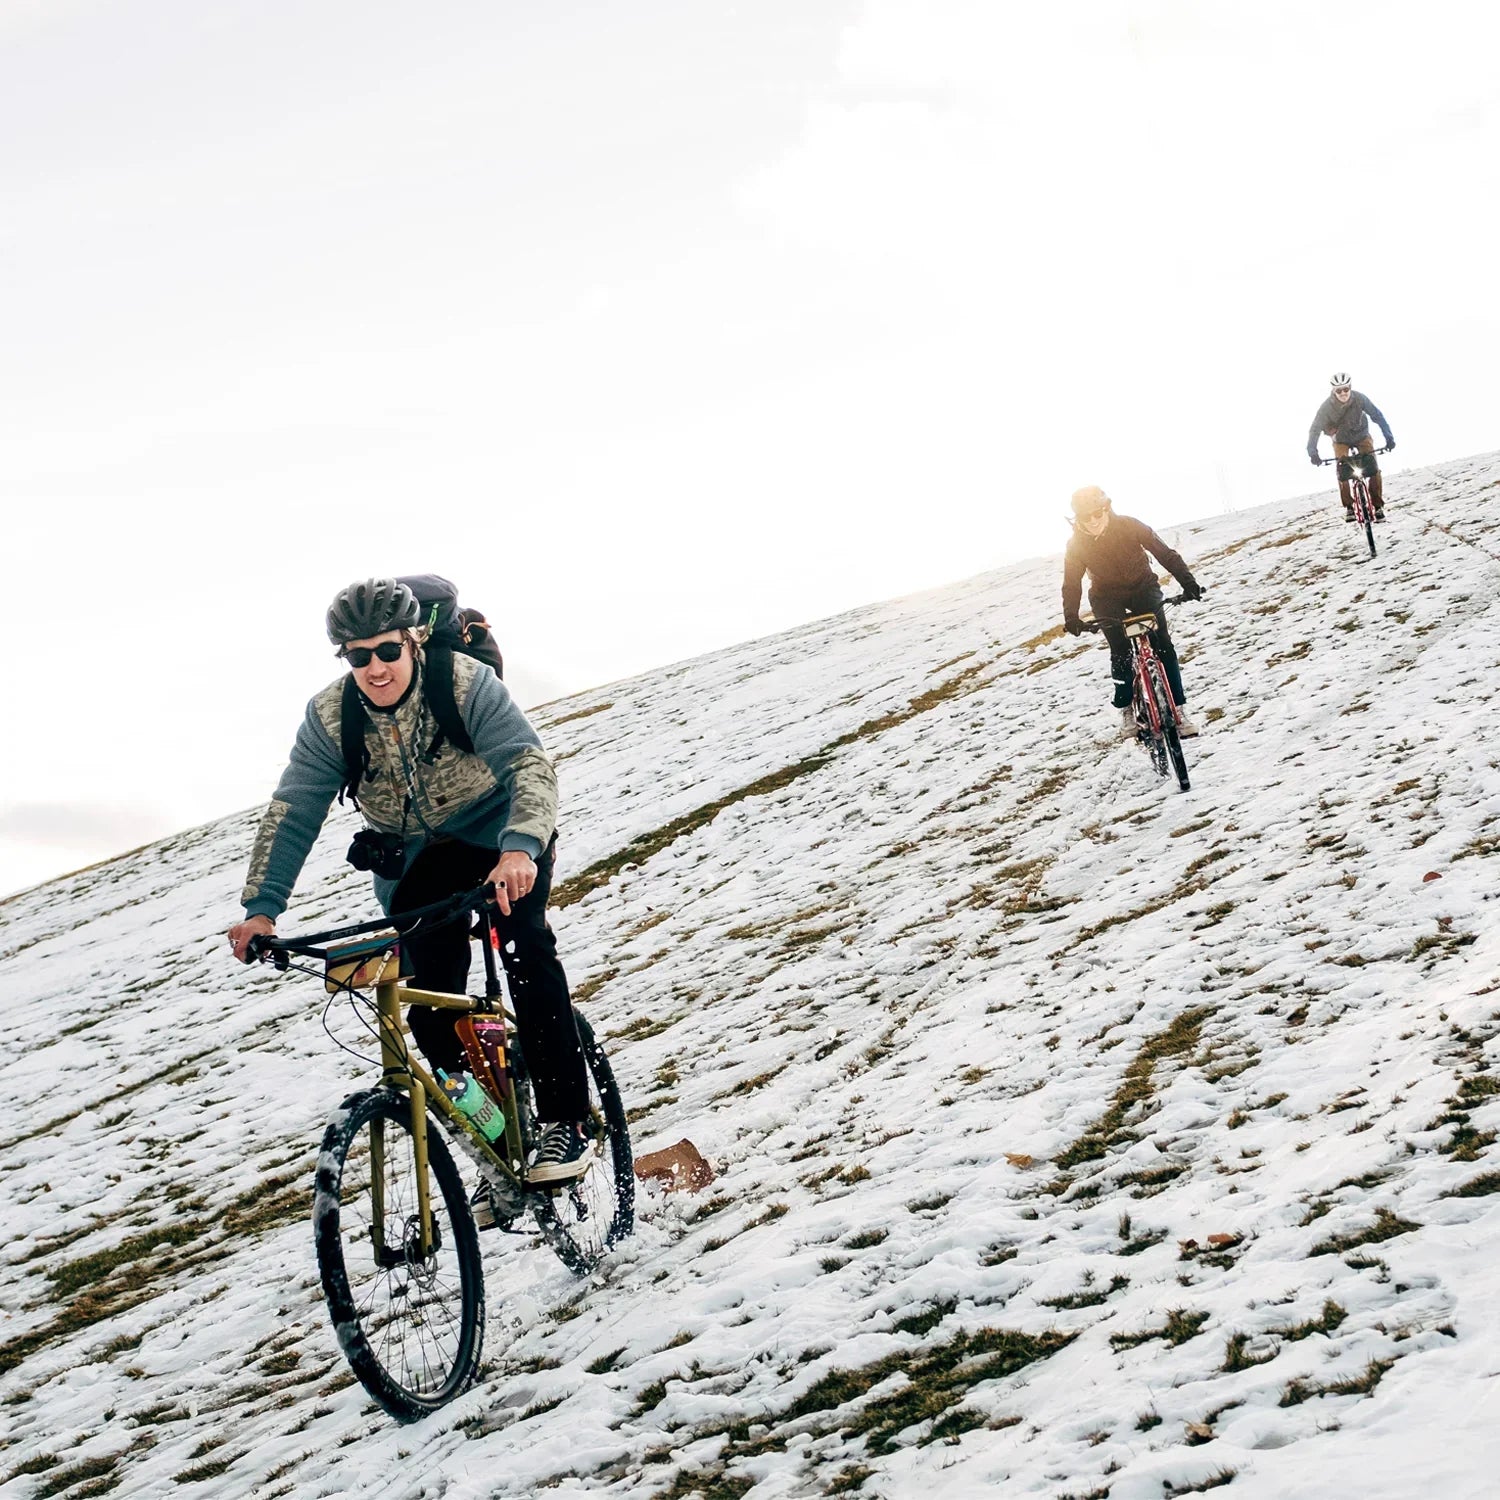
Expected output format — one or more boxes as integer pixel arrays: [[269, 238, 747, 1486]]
[[395, 730, 442, 841]]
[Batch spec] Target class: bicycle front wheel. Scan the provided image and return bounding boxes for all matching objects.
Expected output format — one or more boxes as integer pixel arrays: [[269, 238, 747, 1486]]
[[1143, 661, 1188, 792], [313, 1088, 484, 1422], [1135, 675, 1169, 779], [1353, 481, 1376, 557], [530, 1010, 635, 1276], [1163, 720, 1191, 791]]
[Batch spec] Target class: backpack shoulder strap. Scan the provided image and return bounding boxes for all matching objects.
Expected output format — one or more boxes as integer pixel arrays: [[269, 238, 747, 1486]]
[[421, 645, 475, 761], [338, 674, 369, 807]]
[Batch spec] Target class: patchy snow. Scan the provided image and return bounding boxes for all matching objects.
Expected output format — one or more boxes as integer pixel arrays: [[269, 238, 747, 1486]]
[[4, 454, 1500, 1498]]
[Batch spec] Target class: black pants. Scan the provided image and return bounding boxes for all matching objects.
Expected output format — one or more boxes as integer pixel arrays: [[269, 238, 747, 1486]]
[[1091, 586, 1186, 709], [391, 836, 587, 1122]]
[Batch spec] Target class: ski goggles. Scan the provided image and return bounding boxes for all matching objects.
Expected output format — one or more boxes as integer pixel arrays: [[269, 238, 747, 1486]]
[[339, 640, 406, 668]]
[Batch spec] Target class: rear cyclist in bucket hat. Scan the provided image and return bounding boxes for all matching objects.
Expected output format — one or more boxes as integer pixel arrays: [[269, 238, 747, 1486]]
[[1062, 487, 1204, 741]]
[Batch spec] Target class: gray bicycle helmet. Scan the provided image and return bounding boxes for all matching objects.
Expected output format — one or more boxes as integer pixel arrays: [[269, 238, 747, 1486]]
[[1329, 371, 1352, 389], [326, 577, 421, 644]]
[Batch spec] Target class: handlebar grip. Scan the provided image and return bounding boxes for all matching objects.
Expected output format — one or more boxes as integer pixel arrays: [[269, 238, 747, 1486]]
[[243, 934, 288, 968], [1321, 448, 1388, 465]]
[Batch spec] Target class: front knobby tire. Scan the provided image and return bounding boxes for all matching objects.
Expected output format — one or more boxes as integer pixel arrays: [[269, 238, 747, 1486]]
[[313, 1088, 484, 1422], [1163, 720, 1191, 792], [1146, 660, 1189, 790], [1353, 482, 1377, 558], [530, 1011, 635, 1276], [1136, 675, 1169, 780]]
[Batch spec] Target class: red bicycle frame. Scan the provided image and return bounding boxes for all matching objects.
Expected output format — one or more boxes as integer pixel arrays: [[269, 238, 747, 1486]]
[[1123, 611, 1179, 733]]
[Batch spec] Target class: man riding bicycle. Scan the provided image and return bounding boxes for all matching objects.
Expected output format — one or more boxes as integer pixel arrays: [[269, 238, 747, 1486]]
[[1306, 372, 1395, 521], [227, 577, 592, 1184], [1062, 487, 1203, 740]]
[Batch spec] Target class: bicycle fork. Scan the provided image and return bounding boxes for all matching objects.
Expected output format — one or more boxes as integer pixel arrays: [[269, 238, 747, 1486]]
[[365, 983, 439, 1262]]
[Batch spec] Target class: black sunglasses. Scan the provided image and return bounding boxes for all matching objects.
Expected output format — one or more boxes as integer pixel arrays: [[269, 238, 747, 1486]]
[[340, 641, 406, 668]]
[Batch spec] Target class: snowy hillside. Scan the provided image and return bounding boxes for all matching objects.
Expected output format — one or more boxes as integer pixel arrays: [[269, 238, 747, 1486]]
[[4, 453, 1500, 1500]]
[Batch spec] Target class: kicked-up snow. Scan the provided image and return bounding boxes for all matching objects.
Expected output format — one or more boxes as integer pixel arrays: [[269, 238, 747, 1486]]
[[3, 454, 1500, 1498]]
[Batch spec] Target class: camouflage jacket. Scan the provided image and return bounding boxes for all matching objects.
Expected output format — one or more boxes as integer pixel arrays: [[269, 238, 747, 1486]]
[[241, 652, 556, 920]]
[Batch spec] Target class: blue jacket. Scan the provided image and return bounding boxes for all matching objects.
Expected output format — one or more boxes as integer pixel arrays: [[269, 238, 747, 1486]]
[[1307, 391, 1393, 457]]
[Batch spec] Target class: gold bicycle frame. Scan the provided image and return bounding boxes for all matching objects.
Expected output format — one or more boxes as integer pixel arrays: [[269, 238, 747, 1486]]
[[366, 975, 527, 1258]]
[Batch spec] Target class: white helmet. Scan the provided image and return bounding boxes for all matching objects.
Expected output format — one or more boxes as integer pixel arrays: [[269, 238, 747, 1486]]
[[1329, 371, 1352, 389]]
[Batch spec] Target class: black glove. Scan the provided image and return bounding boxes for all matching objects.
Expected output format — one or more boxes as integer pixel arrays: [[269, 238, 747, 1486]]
[[1181, 581, 1204, 602], [1309, 454, 1321, 466], [1064, 615, 1084, 637], [1385, 438, 1396, 452]]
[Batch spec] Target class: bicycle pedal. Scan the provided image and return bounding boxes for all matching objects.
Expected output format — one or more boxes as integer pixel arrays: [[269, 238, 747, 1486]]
[[476, 1212, 524, 1234]]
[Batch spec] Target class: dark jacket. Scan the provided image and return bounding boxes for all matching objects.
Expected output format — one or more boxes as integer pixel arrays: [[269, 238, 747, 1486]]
[[1307, 390, 1393, 456], [1062, 515, 1196, 621]]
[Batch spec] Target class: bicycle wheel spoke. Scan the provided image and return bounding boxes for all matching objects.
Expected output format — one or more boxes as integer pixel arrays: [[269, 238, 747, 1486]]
[[530, 1013, 635, 1276], [314, 1089, 484, 1420]]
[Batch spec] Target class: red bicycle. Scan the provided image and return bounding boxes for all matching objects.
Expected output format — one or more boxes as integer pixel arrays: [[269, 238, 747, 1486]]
[[1084, 594, 1194, 792], [1319, 445, 1390, 559]]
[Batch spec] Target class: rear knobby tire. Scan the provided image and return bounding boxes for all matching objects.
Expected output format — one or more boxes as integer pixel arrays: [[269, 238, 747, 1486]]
[[313, 1088, 484, 1422], [530, 1010, 635, 1276]]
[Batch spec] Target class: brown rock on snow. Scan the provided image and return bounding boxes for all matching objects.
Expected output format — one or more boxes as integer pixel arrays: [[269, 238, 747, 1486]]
[[634, 1138, 715, 1193]]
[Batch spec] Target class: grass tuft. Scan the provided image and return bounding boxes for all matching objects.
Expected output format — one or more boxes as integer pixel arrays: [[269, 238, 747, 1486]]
[[1054, 1009, 1212, 1169], [1448, 1171, 1500, 1198], [1110, 1308, 1208, 1351], [1222, 1332, 1276, 1372], [1163, 1471, 1237, 1497], [1309, 1208, 1419, 1258], [1280, 1358, 1394, 1407]]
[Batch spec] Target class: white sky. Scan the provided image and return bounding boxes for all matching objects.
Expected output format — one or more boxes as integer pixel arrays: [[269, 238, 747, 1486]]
[[4, 0, 1497, 898]]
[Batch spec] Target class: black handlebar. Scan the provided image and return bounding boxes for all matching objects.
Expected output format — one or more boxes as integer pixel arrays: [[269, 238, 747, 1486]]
[[1319, 446, 1391, 465], [245, 884, 497, 965], [1078, 593, 1197, 633]]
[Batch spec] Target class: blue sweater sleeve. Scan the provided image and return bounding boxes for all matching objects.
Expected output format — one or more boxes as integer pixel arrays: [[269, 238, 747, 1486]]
[[1307, 399, 1329, 457], [240, 701, 345, 920], [462, 667, 556, 859], [1359, 393, 1393, 444]]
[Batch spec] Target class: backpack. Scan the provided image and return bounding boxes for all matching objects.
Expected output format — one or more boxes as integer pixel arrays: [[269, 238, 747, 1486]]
[[338, 574, 504, 807]]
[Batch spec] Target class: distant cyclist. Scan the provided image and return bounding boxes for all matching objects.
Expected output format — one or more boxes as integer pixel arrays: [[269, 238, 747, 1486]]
[[1307, 372, 1395, 521], [226, 577, 593, 1184], [1062, 487, 1203, 740]]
